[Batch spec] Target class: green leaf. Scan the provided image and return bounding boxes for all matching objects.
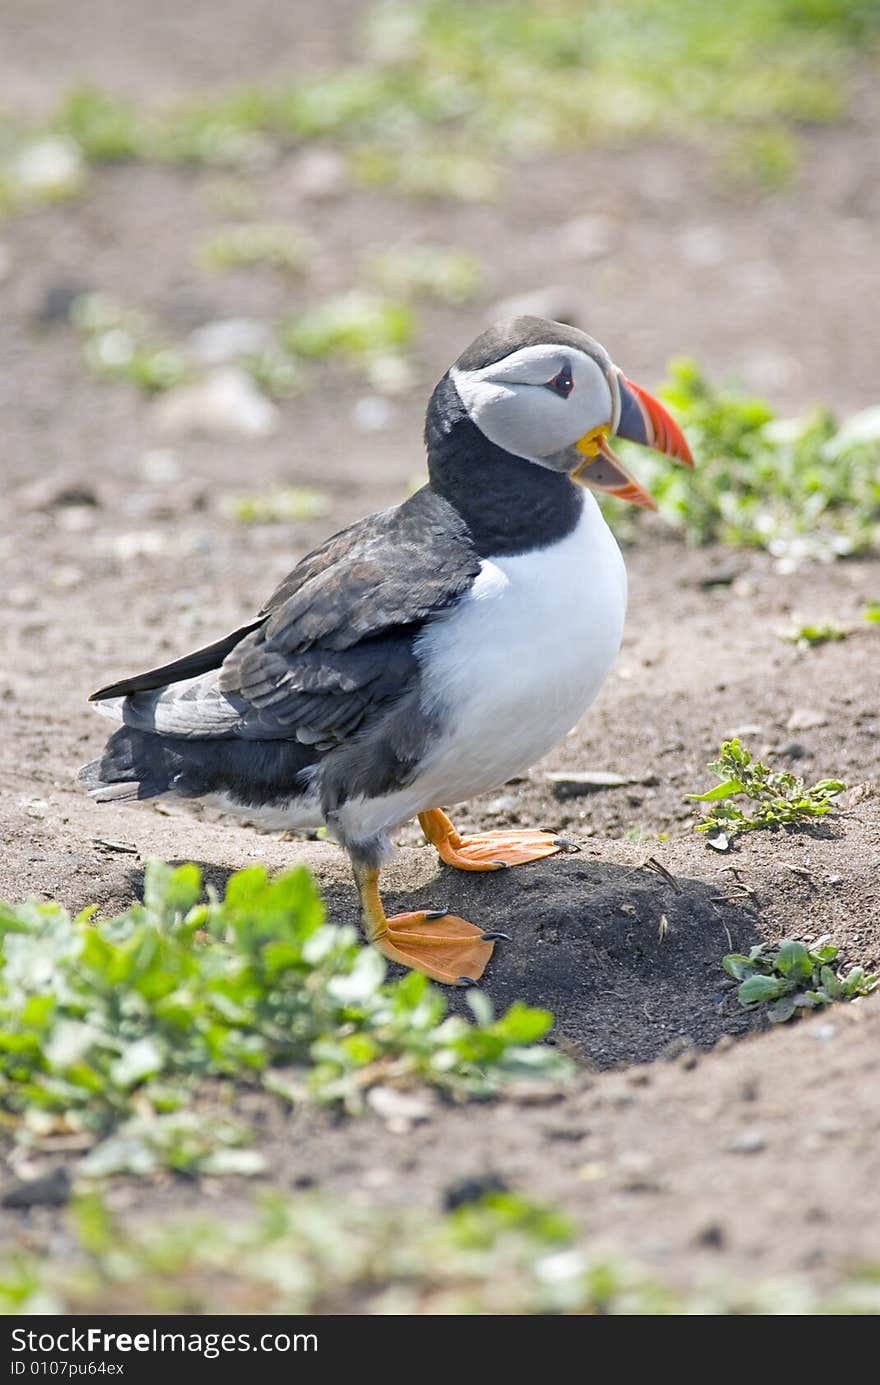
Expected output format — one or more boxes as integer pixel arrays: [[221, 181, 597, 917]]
[[738, 975, 785, 1005], [722, 954, 752, 980], [768, 994, 797, 1023], [688, 779, 745, 802], [774, 941, 813, 979]]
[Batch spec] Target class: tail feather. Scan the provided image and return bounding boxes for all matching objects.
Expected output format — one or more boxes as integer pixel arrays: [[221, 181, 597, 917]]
[[78, 725, 319, 807]]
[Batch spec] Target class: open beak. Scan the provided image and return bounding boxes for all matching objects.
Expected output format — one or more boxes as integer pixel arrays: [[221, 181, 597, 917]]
[[570, 369, 693, 510]]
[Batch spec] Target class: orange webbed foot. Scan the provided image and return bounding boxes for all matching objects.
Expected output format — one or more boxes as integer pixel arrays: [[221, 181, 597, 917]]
[[353, 861, 503, 985], [372, 911, 499, 985], [419, 809, 578, 872]]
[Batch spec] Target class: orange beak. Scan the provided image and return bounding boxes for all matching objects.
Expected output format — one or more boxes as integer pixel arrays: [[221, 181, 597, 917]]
[[571, 370, 693, 510]]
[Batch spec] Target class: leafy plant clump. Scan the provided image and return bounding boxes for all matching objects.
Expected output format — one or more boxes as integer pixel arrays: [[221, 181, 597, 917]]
[[0, 862, 569, 1172], [0, 1188, 681, 1316], [724, 937, 878, 1024], [781, 621, 848, 649], [6, 1185, 880, 1315], [617, 359, 880, 561], [197, 222, 310, 275], [69, 292, 187, 393], [690, 739, 846, 849]]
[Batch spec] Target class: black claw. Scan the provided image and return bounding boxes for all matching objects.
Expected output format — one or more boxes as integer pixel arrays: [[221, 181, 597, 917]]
[[456, 976, 478, 987], [553, 837, 581, 852], [480, 930, 511, 942], [425, 908, 449, 921], [491, 859, 511, 869]]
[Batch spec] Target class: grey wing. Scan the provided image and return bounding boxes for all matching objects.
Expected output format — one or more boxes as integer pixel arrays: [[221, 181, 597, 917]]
[[102, 487, 480, 749]]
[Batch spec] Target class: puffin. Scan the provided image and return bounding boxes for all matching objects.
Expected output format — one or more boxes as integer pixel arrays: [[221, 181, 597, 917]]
[[80, 317, 692, 986]]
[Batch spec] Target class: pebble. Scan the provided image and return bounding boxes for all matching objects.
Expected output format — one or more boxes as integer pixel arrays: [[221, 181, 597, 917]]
[[678, 225, 726, 268], [553, 213, 614, 261], [352, 396, 393, 432], [366, 1086, 433, 1133], [112, 530, 167, 562], [786, 707, 828, 732], [186, 318, 272, 367], [139, 449, 182, 485], [727, 1128, 768, 1154], [1, 1166, 71, 1209], [154, 368, 280, 438], [492, 287, 579, 326], [290, 147, 348, 200], [545, 770, 658, 799], [12, 137, 84, 197], [778, 740, 811, 760]]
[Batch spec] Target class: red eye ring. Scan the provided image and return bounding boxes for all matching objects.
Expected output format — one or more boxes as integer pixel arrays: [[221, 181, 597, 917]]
[[545, 363, 573, 398]]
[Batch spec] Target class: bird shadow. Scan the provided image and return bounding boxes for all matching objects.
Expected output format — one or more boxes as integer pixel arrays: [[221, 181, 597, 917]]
[[126, 848, 768, 1069]]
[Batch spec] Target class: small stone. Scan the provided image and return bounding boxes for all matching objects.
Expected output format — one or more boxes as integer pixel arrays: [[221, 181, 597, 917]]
[[112, 530, 166, 562], [186, 319, 272, 367], [554, 214, 614, 261], [138, 449, 182, 484], [49, 565, 83, 590], [786, 707, 828, 732], [23, 799, 49, 819], [443, 1174, 508, 1211], [778, 740, 811, 760], [810, 1023, 837, 1041], [728, 1128, 768, 1154], [290, 147, 348, 200], [364, 354, 415, 396], [13, 137, 84, 198], [352, 396, 393, 432], [36, 281, 91, 326], [366, 1086, 432, 1133], [694, 1221, 726, 1249], [492, 287, 579, 326], [678, 225, 726, 268], [545, 770, 656, 798], [154, 368, 279, 439], [2, 1166, 71, 1209]]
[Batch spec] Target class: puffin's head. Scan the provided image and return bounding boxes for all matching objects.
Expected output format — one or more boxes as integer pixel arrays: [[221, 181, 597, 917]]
[[448, 316, 692, 509]]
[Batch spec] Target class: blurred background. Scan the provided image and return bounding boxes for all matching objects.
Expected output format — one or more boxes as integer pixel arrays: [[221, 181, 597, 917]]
[[2, 0, 879, 496]]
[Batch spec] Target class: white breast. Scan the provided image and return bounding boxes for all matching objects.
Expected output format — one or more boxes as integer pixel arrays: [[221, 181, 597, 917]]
[[338, 493, 627, 844]]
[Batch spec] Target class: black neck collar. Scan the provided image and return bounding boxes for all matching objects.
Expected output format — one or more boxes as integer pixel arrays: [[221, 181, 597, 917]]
[[423, 373, 583, 558]]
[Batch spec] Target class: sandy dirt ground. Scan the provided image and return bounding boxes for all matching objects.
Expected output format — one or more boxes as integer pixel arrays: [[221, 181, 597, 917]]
[[1, 0, 879, 1306]]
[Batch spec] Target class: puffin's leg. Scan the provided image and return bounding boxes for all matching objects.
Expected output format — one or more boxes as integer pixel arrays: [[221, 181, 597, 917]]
[[352, 860, 498, 985], [419, 808, 576, 871]]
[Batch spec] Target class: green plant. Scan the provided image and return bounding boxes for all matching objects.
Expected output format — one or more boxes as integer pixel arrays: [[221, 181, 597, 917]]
[[222, 487, 331, 523], [723, 936, 878, 1023], [690, 739, 846, 849], [281, 291, 414, 363], [865, 601, 880, 624], [197, 223, 309, 275], [0, 862, 570, 1172], [69, 293, 187, 393], [781, 621, 848, 648], [5, 1184, 880, 1315], [366, 243, 482, 304], [620, 360, 880, 560]]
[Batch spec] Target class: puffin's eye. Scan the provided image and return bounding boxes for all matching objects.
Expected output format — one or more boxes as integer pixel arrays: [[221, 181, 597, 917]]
[[545, 363, 573, 398]]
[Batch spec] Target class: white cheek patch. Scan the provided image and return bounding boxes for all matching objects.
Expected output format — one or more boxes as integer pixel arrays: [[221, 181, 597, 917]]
[[451, 352, 614, 465]]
